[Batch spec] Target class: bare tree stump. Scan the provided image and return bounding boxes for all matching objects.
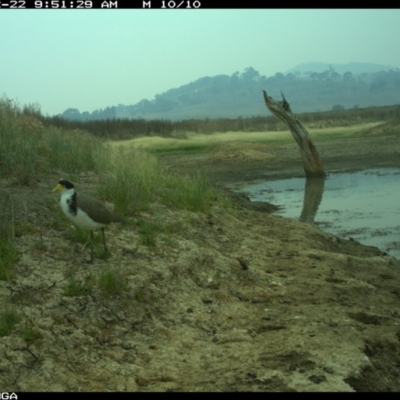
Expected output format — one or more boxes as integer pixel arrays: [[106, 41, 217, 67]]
[[263, 90, 326, 178]]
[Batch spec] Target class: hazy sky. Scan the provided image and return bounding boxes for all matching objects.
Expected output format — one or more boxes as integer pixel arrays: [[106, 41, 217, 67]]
[[1, 9, 400, 116]]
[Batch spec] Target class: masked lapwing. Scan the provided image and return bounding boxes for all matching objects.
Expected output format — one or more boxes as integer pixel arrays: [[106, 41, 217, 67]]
[[52, 179, 127, 263]]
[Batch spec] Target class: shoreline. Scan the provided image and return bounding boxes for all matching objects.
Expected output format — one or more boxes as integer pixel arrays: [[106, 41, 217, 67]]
[[160, 134, 400, 184]]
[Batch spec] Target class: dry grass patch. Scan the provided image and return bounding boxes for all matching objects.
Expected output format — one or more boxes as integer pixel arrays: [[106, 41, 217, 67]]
[[109, 122, 387, 157]]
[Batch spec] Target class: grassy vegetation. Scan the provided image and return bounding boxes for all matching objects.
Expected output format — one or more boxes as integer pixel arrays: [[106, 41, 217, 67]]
[[0, 97, 109, 184], [66, 225, 105, 257], [0, 239, 18, 281], [98, 146, 160, 214], [119, 134, 216, 155], [309, 122, 389, 141], [0, 189, 15, 239], [63, 265, 127, 297], [162, 171, 213, 211], [64, 268, 96, 296], [43, 103, 400, 139], [137, 219, 160, 247], [108, 121, 388, 155], [0, 307, 20, 337], [0, 187, 18, 280], [0, 309, 42, 342], [97, 146, 216, 214], [98, 265, 128, 296], [41, 126, 108, 175], [21, 320, 43, 344]]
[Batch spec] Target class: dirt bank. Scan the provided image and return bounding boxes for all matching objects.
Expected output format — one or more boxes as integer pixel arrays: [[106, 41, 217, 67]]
[[161, 134, 400, 184], [1, 134, 400, 392]]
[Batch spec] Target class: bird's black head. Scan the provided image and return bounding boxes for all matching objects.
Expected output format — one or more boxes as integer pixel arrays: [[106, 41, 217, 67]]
[[52, 179, 75, 193], [58, 179, 75, 189]]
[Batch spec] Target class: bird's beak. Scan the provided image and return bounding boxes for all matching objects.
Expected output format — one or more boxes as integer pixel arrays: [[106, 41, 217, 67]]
[[52, 184, 63, 192]]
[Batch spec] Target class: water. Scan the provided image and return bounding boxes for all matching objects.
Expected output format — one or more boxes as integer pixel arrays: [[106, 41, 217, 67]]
[[231, 168, 400, 259]]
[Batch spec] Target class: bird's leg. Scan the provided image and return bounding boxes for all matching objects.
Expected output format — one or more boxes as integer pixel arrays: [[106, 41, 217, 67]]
[[101, 227, 108, 256]]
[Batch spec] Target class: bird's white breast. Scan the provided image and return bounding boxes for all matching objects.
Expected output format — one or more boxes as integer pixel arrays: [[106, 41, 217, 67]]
[[60, 190, 105, 231]]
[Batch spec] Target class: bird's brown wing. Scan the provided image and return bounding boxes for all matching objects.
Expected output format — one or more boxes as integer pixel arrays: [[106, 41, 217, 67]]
[[77, 193, 127, 225]]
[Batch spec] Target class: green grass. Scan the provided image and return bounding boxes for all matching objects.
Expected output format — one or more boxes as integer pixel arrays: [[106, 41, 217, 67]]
[[138, 220, 157, 247], [98, 146, 217, 215], [0, 189, 15, 240], [98, 146, 160, 214], [110, 134, 216, 155], [109, 121, 389, 154], [66, 225, 107, 258], [137, 207, 186, 247], [0, 307, 20, 337], [137, 219, 161, 247], [162, 171, 214, 212], [64, 268, 96, 296], [21, 320, 42, 344], [67, 225, 93, 245], [64, 265, 128, 297], [0, 239, 18, 281], [134, 288, 145, 303], [41, 126, 109, 174], [0, 100, 41, 184], [309, 122, 385, 142], [0, 97, 110, 184], [98, 266, 128, 296]]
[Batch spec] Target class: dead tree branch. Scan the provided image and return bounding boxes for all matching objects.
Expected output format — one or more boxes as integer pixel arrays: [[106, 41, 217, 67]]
[[263, 90, 326, 178]]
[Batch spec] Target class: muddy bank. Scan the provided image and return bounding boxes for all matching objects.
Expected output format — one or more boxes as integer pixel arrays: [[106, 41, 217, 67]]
[[161, 134, 400, 184], [1, 134, 400, 392]]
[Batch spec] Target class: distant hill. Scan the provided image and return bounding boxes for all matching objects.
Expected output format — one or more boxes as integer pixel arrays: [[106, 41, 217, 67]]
[[60, 63, 400, 121], [285, 62, 397, 75]]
